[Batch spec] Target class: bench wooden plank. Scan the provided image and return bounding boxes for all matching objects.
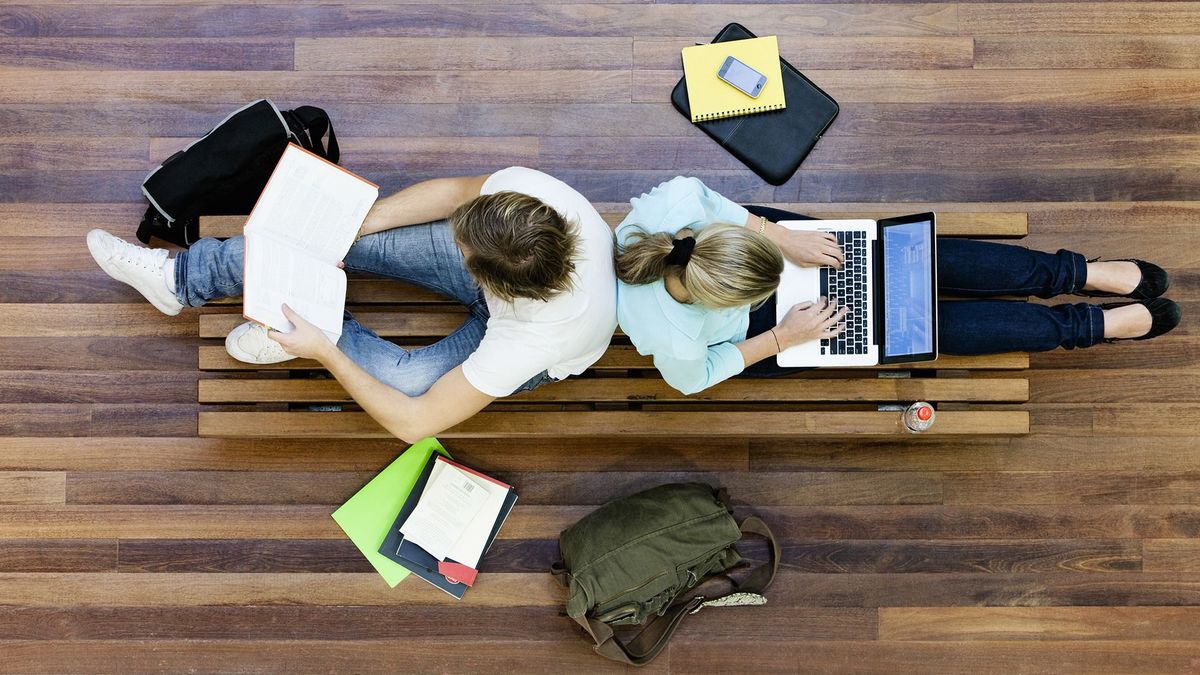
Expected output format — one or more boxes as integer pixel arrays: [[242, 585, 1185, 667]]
[[197, 345, 1031, 371], [199, 311, 465, 338], [210, 279, 447, 306], [199, 211, 1028, 240], [198, 410, 1030, 438], [198, 377, 1029, 404]]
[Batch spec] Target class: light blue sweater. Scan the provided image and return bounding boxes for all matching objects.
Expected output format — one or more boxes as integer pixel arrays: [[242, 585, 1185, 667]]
[[615, 177, 752, 395]]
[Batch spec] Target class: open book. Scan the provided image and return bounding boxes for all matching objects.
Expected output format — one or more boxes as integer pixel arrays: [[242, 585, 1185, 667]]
[[243, 143, 379, 342]]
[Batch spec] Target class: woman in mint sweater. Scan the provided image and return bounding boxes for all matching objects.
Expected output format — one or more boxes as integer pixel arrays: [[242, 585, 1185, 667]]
[[614, 177, 848, 395], [615, 177, 1179, 396]]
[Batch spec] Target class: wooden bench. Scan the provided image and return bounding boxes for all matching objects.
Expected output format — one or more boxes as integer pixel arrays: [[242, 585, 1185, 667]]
[[195, 211, 1031, 438]]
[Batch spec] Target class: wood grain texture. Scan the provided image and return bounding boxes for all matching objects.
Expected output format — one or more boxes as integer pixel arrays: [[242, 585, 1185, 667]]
[[780, 539, 1141, 573], [1143, 540, 1200, 572], [198, 343, 1031, 370], [199, 410, 1032, 438], [959, 3, 1200, 36], [974, 36, 1200, 69], [633, 69, 1200, 104], [295, 37, 633, 70], [0, 38, 294, 71], [0, 4, 959, 39], [70, 470, 940, 506], [0, 437, 748, 472], [633, 36, 975, 70], [198, 376, 1030, 404], [0, 70, 632, 104], [3, 1, 1199, 671], [0, 473, 65, 504], [0, 541, 117, 573], [878, 606, 1200, 641]]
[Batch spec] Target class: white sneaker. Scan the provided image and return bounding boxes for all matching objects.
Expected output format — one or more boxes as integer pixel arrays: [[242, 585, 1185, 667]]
[[86, 229, 183, 316], [225, 322, 296, 364]]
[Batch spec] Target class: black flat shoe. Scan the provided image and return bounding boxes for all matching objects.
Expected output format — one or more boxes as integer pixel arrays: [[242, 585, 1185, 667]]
[[1081, 258, 1170, 300], [1102, 298, 1182, 342]]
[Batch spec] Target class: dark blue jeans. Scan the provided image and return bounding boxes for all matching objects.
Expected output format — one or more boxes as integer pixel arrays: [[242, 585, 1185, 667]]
[[741, 205, 1105, 374]]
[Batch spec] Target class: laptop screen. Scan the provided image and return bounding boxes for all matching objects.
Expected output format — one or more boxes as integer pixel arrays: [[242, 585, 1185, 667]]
[[881, 218, 935, 358]]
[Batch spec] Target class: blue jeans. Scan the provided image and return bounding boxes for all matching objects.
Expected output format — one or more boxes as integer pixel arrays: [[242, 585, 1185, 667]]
[[174, 221, 552, 396], [742, 205, 1105, 369]]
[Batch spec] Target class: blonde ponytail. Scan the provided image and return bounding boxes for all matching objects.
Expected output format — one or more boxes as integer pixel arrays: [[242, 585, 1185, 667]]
[[616, 223, 783, 309], [615, 228, 676, 286]]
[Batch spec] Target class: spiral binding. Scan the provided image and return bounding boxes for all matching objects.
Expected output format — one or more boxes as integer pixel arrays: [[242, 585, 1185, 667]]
[[692, 102, 785, 123]]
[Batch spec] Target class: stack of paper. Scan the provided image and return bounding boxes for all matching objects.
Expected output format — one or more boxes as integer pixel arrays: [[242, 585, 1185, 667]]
[[380, 455, 518, 599], [400, 459, 511, 568]]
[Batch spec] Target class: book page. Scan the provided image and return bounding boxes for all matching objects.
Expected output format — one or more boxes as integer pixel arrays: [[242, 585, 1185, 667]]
[[445, 476, 509, 568], [245, 144, 379, 266], [399, 460, 493, 561], [244, 230, 348, 341]]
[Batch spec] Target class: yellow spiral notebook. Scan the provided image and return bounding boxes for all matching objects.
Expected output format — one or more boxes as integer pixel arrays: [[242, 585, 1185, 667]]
[[681, 36, 786, 123]]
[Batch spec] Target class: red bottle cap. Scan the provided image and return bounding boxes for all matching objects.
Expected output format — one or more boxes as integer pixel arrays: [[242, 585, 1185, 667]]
[[917, 406, 933, 421]]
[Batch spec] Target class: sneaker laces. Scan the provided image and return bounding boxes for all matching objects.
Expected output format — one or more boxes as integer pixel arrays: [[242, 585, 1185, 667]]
[[117, 240, 169, 273], [241, 325, 291, 360]]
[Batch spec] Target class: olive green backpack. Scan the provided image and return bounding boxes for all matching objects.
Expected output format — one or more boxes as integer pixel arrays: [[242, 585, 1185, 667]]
[[551, 483, 779, 666]]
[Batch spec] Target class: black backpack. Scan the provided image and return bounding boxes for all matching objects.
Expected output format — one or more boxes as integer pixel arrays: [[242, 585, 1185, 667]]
[[136, 99, 339, 247]]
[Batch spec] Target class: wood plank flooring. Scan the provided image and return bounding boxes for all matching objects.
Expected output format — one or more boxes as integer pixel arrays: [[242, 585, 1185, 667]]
[[1, 1, 1198, 673]]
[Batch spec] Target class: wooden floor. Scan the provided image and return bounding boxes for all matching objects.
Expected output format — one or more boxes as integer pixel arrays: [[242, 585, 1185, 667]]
[[1, 1, 1199, 673]]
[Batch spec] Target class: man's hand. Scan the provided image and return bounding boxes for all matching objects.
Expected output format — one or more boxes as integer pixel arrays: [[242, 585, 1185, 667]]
[[770, 226, 845, 269], [267, 304, 336, 361]]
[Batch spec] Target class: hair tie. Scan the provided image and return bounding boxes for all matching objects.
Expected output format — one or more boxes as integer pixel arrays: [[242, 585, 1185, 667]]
[[664, 236, 696, 267]]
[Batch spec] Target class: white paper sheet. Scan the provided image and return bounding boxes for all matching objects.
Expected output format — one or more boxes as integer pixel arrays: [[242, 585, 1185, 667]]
[[400, 460, 494, 561]]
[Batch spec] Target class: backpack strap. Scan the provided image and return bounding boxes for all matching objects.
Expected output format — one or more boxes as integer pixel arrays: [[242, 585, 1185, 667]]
[[572, 515, 779, 667], [287, 106, 340, 163]]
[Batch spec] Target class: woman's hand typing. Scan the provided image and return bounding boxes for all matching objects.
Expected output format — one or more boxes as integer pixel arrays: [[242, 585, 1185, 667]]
[[773, 296, 847, 350], [763, 223, 845, 269]]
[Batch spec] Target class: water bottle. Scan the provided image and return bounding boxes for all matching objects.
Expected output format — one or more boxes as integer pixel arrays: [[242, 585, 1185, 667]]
[[902, 401, 936, 433]]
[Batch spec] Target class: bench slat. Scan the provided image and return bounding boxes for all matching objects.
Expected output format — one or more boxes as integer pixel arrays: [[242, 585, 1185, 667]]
[[197, 345, 1030, 372], [200, 311, 465, 338], [198, 377, 1029, 404], [210, 279, 448, 306], [200, 212, 1027, 239], [198, 410, 1030, 438]]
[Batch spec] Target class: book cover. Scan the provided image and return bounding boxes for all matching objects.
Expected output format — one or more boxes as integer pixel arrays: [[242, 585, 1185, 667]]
[[378, 454, 518, 599], [330, 438, 450, 587], [682, 36, 786, 123]]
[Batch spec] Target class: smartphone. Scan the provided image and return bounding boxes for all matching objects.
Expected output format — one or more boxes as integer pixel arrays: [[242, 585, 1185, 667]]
[[717, 56, 767, 98]]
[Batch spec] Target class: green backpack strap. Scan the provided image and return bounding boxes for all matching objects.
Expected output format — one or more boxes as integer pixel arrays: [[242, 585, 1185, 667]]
[[573, 515, 780, 667]]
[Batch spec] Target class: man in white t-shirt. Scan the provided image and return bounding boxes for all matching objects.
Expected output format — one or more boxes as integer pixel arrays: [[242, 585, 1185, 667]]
[[86, 167, 617, 441]]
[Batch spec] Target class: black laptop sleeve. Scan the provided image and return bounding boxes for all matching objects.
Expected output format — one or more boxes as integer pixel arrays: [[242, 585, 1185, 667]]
[[671, 23, 840, 186]]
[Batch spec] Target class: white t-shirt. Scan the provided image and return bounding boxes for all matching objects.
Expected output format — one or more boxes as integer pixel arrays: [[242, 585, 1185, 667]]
[[460, 167, 617, 397]]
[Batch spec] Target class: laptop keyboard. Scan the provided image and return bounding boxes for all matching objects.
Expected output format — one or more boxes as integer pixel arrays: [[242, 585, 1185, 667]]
[[819, 231, 870, 356]]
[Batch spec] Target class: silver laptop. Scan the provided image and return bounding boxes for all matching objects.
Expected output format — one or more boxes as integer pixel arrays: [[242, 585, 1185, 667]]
[[775, 213, 938, 368]]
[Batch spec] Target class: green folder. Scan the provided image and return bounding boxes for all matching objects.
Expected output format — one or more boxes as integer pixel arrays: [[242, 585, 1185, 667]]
[[331, 437, 450, 587]]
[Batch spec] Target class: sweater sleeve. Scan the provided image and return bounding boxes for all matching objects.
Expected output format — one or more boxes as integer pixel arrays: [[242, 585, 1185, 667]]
[[651, 341, 746, 396], [682, 176, 751, 227]]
